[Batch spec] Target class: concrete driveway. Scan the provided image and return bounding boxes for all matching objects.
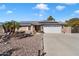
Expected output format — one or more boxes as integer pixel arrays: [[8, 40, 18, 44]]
[[43, 33, 79, 56]]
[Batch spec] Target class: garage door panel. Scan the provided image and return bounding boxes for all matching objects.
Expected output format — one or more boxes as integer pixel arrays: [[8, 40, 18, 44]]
[[43, 26, 62, 33]]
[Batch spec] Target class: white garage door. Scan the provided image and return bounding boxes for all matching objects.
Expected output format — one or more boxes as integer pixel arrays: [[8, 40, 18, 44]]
[[43, 25, 62, 33]]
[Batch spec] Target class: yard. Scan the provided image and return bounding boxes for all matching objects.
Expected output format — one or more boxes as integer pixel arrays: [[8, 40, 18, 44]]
[[0, 33, 44, 56]]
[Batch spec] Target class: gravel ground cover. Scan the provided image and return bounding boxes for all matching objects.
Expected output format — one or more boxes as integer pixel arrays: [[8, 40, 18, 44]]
[[0, 33, 44, 56]]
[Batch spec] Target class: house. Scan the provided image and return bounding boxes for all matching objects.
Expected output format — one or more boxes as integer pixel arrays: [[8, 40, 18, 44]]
[[18, 20, 68, 34], [0, 20, 72, 34]]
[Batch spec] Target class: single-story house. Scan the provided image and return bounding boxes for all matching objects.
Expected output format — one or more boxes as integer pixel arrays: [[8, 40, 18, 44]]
[[0, 20, 72, 34], [17, 20, 71, 34]]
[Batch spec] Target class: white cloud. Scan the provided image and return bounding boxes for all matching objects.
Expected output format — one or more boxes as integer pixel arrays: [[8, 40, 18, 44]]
[[74, 10, 79, 14], [6, 10, 13, 14], [34, 3, 49, 10], [56, 5, 65, 11], [39, 14, 43, 17], [0, 5, 6, 10], [34, 13, 43, 17]]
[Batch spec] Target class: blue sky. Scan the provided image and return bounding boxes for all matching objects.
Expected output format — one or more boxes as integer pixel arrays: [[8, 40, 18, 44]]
[[0, 3, 79, 22]]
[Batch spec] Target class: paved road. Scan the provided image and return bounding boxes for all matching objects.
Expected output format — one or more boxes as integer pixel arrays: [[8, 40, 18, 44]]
[[43, 33, 79, 56]]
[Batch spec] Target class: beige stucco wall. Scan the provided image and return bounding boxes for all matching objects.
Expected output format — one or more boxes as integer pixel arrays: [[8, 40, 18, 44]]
[[18, 27, 28, 31], [16, 26, 36, 34], [17, 27, 31, 33], [62, 27, 71, 33], [30, 25, 36, 34]]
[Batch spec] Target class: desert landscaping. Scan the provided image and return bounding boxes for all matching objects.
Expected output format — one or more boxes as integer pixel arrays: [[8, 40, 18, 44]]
[[0, 33, 44, 56]]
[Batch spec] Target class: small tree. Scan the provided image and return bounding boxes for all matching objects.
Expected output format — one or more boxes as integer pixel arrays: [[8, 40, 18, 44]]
[[2, 20, 20, 35], [64, 18, 79, 33], [47, 16, 55, 21], [65, 18, 79, 27]]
